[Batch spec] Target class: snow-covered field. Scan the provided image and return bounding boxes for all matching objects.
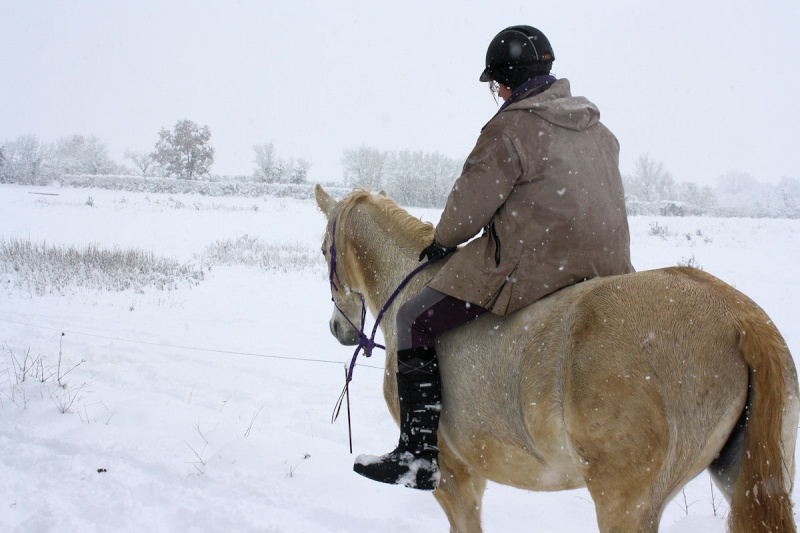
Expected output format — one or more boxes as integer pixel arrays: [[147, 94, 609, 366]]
[[1, 184, 798, 532]]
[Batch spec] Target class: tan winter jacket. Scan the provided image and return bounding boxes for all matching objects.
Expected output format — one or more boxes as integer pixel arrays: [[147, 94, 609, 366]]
[[429, 79, 634, 315]]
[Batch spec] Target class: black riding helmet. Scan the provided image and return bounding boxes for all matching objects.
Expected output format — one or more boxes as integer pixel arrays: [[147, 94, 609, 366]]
[[479, 25, 555, 89]]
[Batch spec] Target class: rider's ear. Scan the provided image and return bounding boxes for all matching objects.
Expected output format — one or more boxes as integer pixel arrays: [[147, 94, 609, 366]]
[[315, 184, 337, 219]]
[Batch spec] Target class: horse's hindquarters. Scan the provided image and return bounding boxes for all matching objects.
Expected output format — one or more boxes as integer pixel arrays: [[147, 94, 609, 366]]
[[561, 269, 763, 527]]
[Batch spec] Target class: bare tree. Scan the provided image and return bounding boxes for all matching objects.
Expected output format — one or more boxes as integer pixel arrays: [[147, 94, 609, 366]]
[[625, 154, 675, 203], [152, 119, 214, 179], [124, 149, 156, 176]]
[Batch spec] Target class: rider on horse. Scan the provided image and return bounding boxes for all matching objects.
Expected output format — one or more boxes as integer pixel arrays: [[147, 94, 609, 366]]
[[353, 25, 634, 490]]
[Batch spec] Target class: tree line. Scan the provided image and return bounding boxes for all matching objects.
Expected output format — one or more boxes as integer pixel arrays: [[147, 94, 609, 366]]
[[623, 154, 800, 218], [341, 148, 800, 217], [1, 121, 798, 217], [0, 119, 308, 185], [341, 146, 460, 208]]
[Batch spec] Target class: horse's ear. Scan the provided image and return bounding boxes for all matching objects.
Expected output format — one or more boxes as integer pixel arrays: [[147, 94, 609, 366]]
[[314, 184, 336, 219], [378, 189, 387, 197]]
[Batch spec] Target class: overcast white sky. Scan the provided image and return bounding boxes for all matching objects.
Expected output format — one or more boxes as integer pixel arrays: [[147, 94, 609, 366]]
[[1, 0, 798, 185]]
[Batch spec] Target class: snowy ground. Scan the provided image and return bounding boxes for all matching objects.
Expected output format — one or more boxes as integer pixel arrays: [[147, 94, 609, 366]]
[[0, 184, 798, 532]]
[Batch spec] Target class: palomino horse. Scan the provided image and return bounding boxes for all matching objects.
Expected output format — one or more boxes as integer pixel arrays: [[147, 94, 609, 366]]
[[315, 185, 799, 533]]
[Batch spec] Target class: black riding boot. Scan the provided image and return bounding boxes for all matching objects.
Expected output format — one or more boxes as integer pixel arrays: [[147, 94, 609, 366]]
[[353, 346, 441, 490]]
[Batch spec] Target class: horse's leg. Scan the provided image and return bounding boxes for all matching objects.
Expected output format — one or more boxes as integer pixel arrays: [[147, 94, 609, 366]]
[[565, 368, 673, 532], [587, 487, 663, 533], [433, 448, 486, 533]]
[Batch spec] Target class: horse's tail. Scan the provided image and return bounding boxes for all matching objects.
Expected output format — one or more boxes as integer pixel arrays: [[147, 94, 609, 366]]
[[728, 307, 798, 533]]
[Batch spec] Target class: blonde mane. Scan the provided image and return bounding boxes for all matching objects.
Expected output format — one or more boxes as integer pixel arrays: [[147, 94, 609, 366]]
[[335, 188, 434, 249]]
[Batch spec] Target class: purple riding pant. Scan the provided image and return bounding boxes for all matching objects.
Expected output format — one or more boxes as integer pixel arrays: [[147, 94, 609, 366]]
[[396, 286, 488, 351]]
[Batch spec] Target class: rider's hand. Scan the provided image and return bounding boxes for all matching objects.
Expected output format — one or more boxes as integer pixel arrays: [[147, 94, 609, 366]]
[[419, 240, 454, 262]]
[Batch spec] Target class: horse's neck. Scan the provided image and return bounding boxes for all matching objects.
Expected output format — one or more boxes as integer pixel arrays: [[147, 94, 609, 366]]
[[348, 205, 437, 341], [345, 202, 440, 410], [352, 226, 419, 314]]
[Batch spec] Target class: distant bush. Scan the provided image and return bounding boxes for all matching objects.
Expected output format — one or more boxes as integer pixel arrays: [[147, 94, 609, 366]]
[[198, 235, 324, 274], [677, 254, 703, 270], [0, 235, 326, 297], [648, 221, 671, 239], [0, 238, 205, 295]]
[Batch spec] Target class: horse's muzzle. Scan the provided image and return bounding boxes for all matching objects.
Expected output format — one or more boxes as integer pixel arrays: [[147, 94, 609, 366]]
[[330, 318, 360, 346]]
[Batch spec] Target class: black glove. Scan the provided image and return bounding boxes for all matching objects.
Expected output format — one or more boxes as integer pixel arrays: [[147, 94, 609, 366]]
[[419, 240, 454, 262]]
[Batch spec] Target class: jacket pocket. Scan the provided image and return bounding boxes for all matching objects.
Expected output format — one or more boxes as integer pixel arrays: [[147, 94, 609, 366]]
[[490, 222, 501, 268]]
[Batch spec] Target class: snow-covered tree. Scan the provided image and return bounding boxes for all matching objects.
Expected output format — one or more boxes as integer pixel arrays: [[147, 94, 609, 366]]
[[340, 145, 459, 207], [624, 153, 675, 203], [152, 119, 214, 179], [253, 142, 281, 183], [777, 177, 800, 218], [716, 171, 759, 194], [252, 142, 308, 184], [286, 158, 310, 184], [0, 134, 47, 184], [50, 134, 119, 175], [383, 150, 460, 208], [675, 181, 716, 214], [341, 146, 386, 190]]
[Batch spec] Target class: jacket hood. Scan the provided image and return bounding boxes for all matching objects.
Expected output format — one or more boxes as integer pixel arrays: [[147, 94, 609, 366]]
[[505, 79, 600, 131]]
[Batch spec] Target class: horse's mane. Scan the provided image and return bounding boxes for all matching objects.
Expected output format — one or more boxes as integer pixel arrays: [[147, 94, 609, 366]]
[[336, 188, 434, 247]]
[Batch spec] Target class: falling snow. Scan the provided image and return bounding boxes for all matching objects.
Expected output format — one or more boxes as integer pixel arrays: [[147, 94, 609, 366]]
[[0, 185, 798, 532]]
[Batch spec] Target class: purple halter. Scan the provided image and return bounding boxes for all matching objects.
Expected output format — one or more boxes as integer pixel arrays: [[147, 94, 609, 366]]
[[328, 218, 434, 382]]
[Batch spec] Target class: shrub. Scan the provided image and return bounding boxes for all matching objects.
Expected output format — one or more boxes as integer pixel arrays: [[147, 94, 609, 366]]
[[0, 238, 204, 295], [198, 235, 324, 274]]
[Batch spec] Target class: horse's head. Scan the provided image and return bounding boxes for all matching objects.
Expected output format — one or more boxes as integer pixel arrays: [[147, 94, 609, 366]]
[[315, 184, 436, 348], [315, 184, 365, 346]]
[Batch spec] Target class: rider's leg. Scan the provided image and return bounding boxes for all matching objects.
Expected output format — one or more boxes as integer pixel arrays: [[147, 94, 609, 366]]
[[354, 287, 487, 490]]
